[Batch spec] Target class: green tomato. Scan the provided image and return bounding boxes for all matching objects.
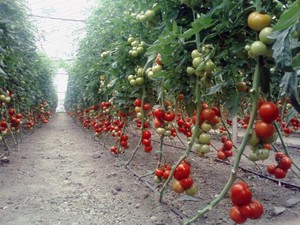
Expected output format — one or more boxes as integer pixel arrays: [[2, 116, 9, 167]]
[[198, 133, 211, 144], [135, 77, 144, 85], [204, 59, 216, 73], [192, 57, 203, 68], [256, 149, 270, 160], [152, 64, 162, 74], [191, 49, 202, 59], [200, 144, 210, 153], [248, 152, 259, 162], [201, 122, 211, 132], [259, 27, 274, 44], [250, 41, 267, 57], [186, 66, 195, 75]]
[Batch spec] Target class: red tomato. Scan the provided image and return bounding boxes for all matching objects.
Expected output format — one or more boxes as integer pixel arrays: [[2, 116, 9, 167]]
[[134, 99, 142, 107], [224, 150, 233, 157], [162, 169, 170, 179], [267, 164, 276, 174], [230, 182, 252, 206], [278, 156, 292, 171], [240, 200, 263, 219], [143, 103, 151, 111], [144, 145, 152, 152], [142, 130, 151, 139], [274, 167, 287, 179], [164, 111, 175, 122], [211, 106, 221, 117], [230, 206, 247, 224], [154, 168, 164, 178], [179, 177, 193, 189], [174, 163, 190, 180], [258, 102, 279, 123], [142, 138, 151, 146], [153, 108, 164, 120], [255, 121, 274, 139], [223, 140, 233, 151]]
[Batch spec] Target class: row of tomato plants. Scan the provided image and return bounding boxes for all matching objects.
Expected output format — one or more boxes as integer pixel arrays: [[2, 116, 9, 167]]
[[65, 0, 300, 224], [0, 1, 57, 154]]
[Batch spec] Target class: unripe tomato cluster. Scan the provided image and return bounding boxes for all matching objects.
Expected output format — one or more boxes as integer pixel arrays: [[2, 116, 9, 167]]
[[246, 12, 273, 58], [217, 136, 233, 160], [145, 54, 163, 79], [128, 66, 145, 86], [229, 182, 264, 224], [186, 46, 216, 88], [172, 160, 197, 196], [135, 7, 158, 27], [267, 152, 292, 179], [127, 37, 145, 57]]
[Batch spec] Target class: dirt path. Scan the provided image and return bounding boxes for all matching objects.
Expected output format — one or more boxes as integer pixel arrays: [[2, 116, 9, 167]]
[[0, 113, 181, 225]]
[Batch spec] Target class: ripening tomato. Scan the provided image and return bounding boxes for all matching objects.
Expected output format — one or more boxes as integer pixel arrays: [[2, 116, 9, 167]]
[[230, 182, 252, 206], [258, 102, 279, 123], [217, 150, 226, 160], [201, 109, 215, 121], [155, 53, 163, 66], [172, 179, 185, 193], [255, 121, 274, 139], [230, 206, 247, 224], [247, 12, 271, 32]]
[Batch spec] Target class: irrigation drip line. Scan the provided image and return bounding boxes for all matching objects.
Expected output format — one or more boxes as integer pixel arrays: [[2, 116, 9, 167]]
[[215, 159, 300, 190]]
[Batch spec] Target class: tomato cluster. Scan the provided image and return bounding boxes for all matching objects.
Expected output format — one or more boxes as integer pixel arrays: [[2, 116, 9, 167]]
[[153, 108, 176, 138], [217, 136, 233, 160], [134, 99, 151, 129], [142, 129, 152, 152], [246, 12, 273, 58], [8, 108, 23, 132], [176, 115, 192, 137], [267, 152, 292, 179], [172, 161, 197, 196], [153, 163, 171, 182], [192, 105, 221, 157], [229, 182, 264, 224]]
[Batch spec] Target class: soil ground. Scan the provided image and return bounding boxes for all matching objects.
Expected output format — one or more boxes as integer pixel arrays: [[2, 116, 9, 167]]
[[1, 113, 300, 225]]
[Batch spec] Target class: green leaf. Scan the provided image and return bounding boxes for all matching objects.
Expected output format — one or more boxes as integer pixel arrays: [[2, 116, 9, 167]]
[[274, 0, 300, 31], [224, 92, 239, 119], [279, 71, 298, 96], [206, 83, 226, 95], [181, 16, 213, 39], [292, 52, 300, 69], [271, 27, 293, 68]]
